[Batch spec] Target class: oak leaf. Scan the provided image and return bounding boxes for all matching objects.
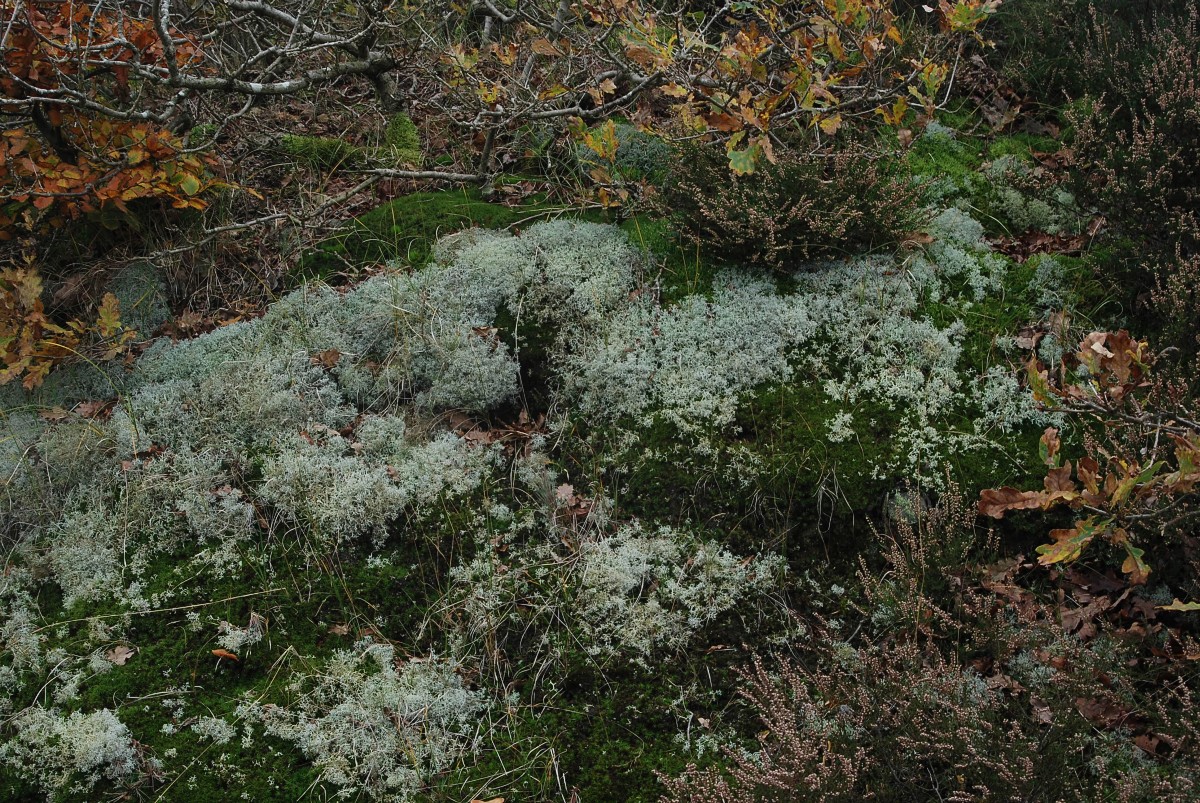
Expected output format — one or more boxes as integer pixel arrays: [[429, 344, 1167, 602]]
[[106, 645, 136, 665], [977, 487, 1045, 518]]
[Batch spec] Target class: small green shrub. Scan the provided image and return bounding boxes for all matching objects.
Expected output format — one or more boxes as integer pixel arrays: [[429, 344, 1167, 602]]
[[662, 492, 1200, 803], [662, 145, 928, 269], [1069, 7, 1200, 253], [987, 0, 1194, 101]]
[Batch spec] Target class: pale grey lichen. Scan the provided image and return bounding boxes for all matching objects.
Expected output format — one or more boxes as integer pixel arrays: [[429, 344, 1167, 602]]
[[558, 208, 1048, 486], [448, 513, 783, 663], [577, 122, 671, 184], [574, 522, 785, 659], [984, 155, 1084, 235], [244, 645, 483, 802], [46, 497, 122, 608], [1028, 254, 1069, 310], [0, 707, 140, 796], [190, 716, 238, 745], [909, 207, 1007, 301], [0, 211, 1061, 799], [566, 272, 816, 432], [974, 365, 1061, 435]]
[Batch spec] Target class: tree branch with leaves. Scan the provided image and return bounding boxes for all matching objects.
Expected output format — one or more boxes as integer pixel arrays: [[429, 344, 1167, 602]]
[[979, 330, 1200, 588]]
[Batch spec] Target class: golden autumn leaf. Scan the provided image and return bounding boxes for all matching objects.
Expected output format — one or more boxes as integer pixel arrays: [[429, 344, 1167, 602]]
[[1159, 599, 1200, 612], [818, 114, 843, 135]]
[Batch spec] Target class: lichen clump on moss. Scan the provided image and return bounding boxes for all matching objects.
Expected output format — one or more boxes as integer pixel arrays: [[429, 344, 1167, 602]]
[[242, 645, 482, 801]]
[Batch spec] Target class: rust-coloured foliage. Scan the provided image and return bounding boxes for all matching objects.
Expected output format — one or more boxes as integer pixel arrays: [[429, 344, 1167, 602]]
[[0, 1, 216, 386], [0, 0, 214, 237]]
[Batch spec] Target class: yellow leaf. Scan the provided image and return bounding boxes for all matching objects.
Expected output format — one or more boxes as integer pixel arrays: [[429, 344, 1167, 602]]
[[96, 293, 124, 337], [818, 114, 843, 135], [539, 84, 569, 100], [624, 44, 660, 69], [727, 144, 760, 176], [491, 42, 519, 66], [1159, 599, 1200, 612]]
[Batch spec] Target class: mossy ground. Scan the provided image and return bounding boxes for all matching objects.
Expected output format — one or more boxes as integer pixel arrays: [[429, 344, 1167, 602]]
[[2, 110, 1166, 802], [293, 187, 563, 284]]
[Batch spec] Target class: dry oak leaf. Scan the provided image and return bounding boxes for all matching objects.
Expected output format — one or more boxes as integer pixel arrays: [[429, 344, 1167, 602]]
[[978, 486, 1045, 518], [106, 645, 136, 665], [311, 348, 342, 370], [1159, 599, 1200, 612]]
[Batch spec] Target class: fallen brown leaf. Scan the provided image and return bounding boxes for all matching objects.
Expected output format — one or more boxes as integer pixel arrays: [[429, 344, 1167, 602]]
[[106, 645, 136, 665]]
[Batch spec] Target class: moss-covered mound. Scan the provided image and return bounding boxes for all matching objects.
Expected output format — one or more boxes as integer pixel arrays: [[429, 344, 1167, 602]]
[[1, 168, 1178, 800]]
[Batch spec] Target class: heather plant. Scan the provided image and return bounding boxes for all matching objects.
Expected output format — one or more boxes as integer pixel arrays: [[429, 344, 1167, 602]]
[[661, 638, 1199, 802], [663, 493, 1200, 803], [662, 146, 928, 268], [988, 0, 1194, 101], [1151, 248, 1200, 360], [1067, 5, 1200, 344]]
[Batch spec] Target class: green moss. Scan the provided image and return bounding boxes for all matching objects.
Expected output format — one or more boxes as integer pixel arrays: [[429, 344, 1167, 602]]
[[736, 381, 896, 515], [906, 130, 982, 183], [383, 113, 421, 166], [437, 661, 715, 803], [279, 134, 366, 170], [617, 215, 727, 304], [292, 188, 575, 283], [570, 378, 892, 558], [986, 132, 1060, 161]]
